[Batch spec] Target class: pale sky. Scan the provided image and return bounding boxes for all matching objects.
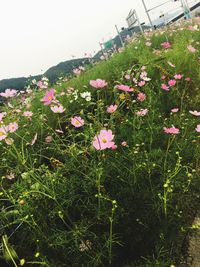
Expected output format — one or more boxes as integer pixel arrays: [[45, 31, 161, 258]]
[[0, 0, 197, 79]]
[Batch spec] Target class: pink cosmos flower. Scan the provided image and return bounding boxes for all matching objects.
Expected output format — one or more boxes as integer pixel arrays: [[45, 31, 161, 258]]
[[161, 84, 170, 91], [115, 84, 133, 92], [42, 89, 56, 105], [92, 129, 115, 150], [171, 108, 179, 113], [0, 126, 7, 141], [189, 110, 200, 116], [71, 116, 85, 127], [136, 108, 149, 116], [185, 77, 191, 81], [111, 144, 118, 150], [8, 122, 18, 133], [23, 111, 33, 117], [161, 42, 171, 49], [138, 81, 146, 87], [174, 74, 182, 80], [37, 81, 47, 89], [161, 76, 166, 80], [137, 92, 146, 102], [163, 126, 180, 135], [90, 79, 107, 88], [107, 104, 118, 113], [50, 105, 66, 113], [187, 45, 196, 53], [195, 125, 200, 133], [0, 89, 17, 98], [168, 79, 176, 87]]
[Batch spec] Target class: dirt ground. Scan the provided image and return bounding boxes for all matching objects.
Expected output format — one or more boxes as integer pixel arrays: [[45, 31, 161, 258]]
[[188, 216, 200, 267]]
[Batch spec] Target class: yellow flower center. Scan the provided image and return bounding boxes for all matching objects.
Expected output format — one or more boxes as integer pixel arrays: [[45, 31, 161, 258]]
[[0, 131, 4, 137], [102, 138, 107, 143]]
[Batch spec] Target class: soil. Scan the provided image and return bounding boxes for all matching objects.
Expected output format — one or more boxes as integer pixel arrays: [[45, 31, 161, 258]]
[[188, 216, 200, 267]]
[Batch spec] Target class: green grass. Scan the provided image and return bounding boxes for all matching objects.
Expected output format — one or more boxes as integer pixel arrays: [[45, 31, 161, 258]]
[[0, 18, 200, 267]]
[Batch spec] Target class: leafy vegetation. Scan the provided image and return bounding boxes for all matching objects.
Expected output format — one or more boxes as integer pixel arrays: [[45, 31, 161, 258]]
[[0, 18, 200, 267]]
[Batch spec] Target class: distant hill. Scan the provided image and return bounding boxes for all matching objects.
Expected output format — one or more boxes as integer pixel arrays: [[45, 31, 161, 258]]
[[0, 75, 42, 92], [44, 58, 90, 84], [0, 26, 150, 92], [0, 58, 89, 92]]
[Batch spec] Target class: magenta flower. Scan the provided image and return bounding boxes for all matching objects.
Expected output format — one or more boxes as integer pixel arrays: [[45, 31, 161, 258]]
[[0, 126, 7, 141], [137, 92, 146, 102], [107, 104, 118, 113], [195, 125, 200, 133], [92, 129, 115, 150], [163, 126, 180, 135], [174, 74, 182, 80], [189, 110, 200, 116], [171, 108, 179, 113], [187, 45, 196, 53], [115, 84, 133, 92], [51, 105, 66, 113], [0, 89, 17, 98], [71, 116, 85, 127], [161, 42, 171, 49], [161, 84, 170, 91], [90, 79, 107, 88], [168, 80, 176, 87], [42, 89, 56, 105], [136, 108, 149, 116]]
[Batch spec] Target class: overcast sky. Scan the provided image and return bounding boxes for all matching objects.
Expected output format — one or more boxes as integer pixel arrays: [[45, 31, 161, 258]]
[[0, 0, 197, 79]]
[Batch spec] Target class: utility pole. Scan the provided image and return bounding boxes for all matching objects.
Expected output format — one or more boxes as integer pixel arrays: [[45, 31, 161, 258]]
[[141, 0, 154, 29], [181, 0, 192, 19], [115, 25, 124, 47], [134, 10, 144, 33]]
